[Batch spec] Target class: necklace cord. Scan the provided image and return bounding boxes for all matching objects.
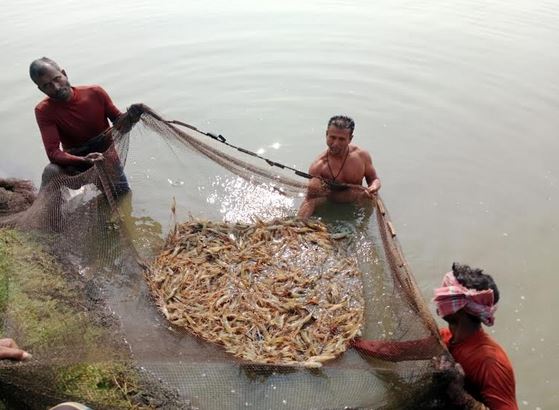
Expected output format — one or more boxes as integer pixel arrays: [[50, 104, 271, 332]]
[[326, 147, 350, 181]]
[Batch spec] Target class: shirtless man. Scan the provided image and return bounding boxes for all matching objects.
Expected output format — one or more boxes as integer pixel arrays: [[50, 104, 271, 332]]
[[298, 115, 381, 219]]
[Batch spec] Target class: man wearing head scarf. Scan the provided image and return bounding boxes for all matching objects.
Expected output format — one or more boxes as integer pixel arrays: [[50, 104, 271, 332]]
[[29, 57, 143, 191], [352, 263, 518, 410]]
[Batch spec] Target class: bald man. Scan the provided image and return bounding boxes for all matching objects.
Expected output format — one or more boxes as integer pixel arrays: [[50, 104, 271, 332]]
[[29, 57, 139, 191]]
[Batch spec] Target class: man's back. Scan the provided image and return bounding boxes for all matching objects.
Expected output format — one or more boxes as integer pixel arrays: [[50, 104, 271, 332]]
[[441, 328, 518, 410]]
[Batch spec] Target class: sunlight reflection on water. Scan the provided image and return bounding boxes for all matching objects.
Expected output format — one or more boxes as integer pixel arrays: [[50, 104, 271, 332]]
[[206, 176, 296, 223]]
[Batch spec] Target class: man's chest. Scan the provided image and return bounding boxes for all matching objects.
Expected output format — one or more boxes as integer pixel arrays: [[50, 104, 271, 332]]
[[52, 97, 105, 129], [320, 156, 365, 184]]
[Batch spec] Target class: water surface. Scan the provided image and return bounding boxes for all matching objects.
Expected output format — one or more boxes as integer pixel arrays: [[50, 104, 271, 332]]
[[1, 0, 559, 408]]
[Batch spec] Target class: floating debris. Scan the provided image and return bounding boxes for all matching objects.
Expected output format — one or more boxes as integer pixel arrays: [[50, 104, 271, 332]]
[[146, 217, 364, 368]]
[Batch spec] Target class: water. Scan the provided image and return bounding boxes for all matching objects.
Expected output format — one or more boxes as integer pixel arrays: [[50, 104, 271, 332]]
[[2, 0, 559, 408]]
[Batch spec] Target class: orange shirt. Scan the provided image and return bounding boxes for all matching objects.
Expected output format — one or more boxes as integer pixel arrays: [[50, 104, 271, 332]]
[[441, 328, 518, 410]]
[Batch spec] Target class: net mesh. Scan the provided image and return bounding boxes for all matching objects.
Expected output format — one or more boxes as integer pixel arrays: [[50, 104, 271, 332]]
[[0, 106, 453, 409]]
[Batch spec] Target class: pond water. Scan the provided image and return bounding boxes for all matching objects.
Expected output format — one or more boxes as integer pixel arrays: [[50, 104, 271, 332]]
[[1, 0, 559, 408]]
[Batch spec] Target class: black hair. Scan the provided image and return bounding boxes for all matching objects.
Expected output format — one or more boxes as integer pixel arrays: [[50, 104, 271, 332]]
[[29, 57, 62, 82], [327, 115, 355, 134], [452, 262, 500, 304]]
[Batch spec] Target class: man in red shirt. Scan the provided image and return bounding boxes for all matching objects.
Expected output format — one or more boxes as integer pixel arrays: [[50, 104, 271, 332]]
[[352, 263, 518, 410], [30, 57, 139, 192]]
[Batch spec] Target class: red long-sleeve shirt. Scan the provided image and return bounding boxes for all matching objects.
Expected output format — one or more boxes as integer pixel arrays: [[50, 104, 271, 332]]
[[353, 328, 518, 409], [34, 85, 122, 167], [441, 328, 518, 410]]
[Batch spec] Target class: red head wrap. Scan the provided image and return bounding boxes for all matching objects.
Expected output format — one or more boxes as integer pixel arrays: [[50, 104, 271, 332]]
[[433, 271, 497, 326]]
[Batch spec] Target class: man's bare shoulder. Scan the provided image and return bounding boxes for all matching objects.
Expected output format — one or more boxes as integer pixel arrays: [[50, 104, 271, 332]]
[[350, 144, 373, 162], [310, 150, 329, 165], [308, 150, 329, 173]]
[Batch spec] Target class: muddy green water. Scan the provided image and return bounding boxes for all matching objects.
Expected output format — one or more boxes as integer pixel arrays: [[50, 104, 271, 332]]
[[1, 0, 559, 408]]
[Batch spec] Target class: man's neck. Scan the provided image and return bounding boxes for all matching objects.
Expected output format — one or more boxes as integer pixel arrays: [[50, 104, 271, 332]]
[[51, 87, 74, 103], [66, 87, 75, 101], [328, 146, 349, 160], [451, 322, 482, 344]]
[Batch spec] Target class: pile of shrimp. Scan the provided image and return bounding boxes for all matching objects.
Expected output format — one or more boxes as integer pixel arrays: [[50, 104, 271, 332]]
[[146, 217, 364, 368]]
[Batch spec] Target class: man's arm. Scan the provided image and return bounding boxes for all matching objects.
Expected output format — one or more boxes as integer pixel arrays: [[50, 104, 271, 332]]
[[113, 103, 146, 134], [95, 86, 122, 123], [361, 150, 381, 195], [35, 108, 91, 167], [95, 86, 145, 132], [475, 358, 518, 410], [297, 179, 321, 219], [298, 160, 327, 219], [352, 337, 440, 361], [434, 355, 491, 410]]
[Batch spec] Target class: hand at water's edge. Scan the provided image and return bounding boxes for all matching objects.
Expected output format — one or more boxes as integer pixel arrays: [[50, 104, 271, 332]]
[[0, 338, 32, 361]]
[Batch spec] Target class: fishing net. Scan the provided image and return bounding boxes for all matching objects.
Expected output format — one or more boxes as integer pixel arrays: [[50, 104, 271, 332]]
[[0, 179, 36, 216], [0, 105, 453, 409]]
